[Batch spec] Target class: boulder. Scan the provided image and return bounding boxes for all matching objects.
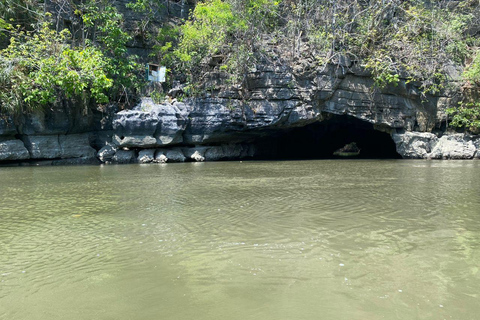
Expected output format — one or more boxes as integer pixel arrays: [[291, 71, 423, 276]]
[[58, 133, 96, 159], [138, 149, 155, 163], [112, 150, 135, 164], [0, 139, 30, 161], [156, 153, 168, 163], [112, 98, 188, 148], [97, 143, 117, 162], [165, 149, 186, 162], [21, 135, 62, 159], [392, 132, 438, 159], [429, 134, 476, 159], [182, 147, 207, 162]]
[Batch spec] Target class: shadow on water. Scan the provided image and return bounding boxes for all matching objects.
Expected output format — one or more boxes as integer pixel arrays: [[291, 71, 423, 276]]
[[252, 115, 402, 160]]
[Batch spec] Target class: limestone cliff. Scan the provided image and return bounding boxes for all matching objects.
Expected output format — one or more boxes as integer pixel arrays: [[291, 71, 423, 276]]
[[2, 58, 479, 165], [1, 1, 480, 164]]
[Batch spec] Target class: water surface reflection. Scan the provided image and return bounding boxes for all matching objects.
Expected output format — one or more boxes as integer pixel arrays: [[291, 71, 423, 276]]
[[1, 160, 479, 319]]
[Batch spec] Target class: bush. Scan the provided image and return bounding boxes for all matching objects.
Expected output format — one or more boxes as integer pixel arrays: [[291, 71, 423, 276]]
[[463, 50, 480, 86], [447, 102, 480, 134], [0, 24, 112, 114], [447, 49, 480, 133]]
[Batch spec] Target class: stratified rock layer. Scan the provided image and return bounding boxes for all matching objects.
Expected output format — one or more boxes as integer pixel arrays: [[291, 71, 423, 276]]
[[1, 61, 479, 164]]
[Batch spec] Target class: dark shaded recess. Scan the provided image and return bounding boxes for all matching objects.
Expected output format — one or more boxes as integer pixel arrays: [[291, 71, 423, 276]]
[[253, 115, 402, 160]]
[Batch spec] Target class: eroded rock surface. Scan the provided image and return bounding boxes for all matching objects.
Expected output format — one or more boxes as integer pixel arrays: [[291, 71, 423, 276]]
[[1, 60, 480, 164], [393, 132, 480, 159], [0, 139, 30, 161], [113, 99, 188, 148], [430, 134, 477, 159]]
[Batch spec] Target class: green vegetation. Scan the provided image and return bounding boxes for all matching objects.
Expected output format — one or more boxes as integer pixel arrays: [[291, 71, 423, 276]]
[[0, 0, 140, 115], [161, 0, 478, 92], [1, 0, 480, 132], [447, 102, 480, 133], [447, 49, 480, 133], [1, 24, 111, 114], [155, 0, 479, 131], [153, 0, 279, 86]]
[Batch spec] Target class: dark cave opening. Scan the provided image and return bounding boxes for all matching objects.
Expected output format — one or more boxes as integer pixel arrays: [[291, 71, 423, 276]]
[[253, 115, 402, 160]]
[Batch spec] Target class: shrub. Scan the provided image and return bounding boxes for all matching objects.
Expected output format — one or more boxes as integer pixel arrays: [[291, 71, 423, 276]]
[[0, 24, 112, 114]]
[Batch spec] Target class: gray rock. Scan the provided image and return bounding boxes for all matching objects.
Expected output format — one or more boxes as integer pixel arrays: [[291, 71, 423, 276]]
[[100, 57, 458, 158], [0, 117, 16, 136], [444, 64, 462, 82], [190, 151, 205, 162], [22, 135, 62, 159], [392, 132, 438, 159], [156, 153, 168, 163], [112, 98, 188, 148], [436, 97, 451, 124], [154, 149, 166, 160], [429, 134, 476, 159], [2, 50, 471, 164], [221, 144, 244, 159], [58, 133, 96, 159], [91, 130, 113, 150], [474, 138, 480, 159], [204, 146, 225, 161], [113, 134, 158, 148], [138, 149, 155, 163], [0, 139, 30, 161], [112, 150, 135, 164], [165, 149, 186, 162], [20, 102, 96, 135], [183, 147, 208, 162], [21, 133, 95, 160], [168, 83, 184, 98], [97, 143, 117, 162]]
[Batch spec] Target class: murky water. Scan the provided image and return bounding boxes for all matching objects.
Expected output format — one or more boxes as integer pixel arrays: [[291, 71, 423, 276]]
[[1, 160, 479, 320]]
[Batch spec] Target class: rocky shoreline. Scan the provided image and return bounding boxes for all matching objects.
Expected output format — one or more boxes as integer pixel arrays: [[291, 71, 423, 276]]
[[1, 61, 480, 165], [1, 98, 479, 166]]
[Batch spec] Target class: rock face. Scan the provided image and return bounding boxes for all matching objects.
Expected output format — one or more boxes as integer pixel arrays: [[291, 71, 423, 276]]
[[0, 139, 30, 161], [392, 132, 438, 159], [97, 144, 117, 163], [7, 0, 471, 164], [0, 102, 110, 166], [112, 150, 135, 164], [393, 132, 480, 159], [1, 60, 480, 164], [112, 99, 188, 148], [100, 60, 478, 162], [19, 133, 96, 159]]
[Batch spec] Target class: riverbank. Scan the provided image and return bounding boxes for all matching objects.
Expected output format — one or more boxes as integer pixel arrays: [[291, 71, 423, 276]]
[[1, 97, 480, 166]]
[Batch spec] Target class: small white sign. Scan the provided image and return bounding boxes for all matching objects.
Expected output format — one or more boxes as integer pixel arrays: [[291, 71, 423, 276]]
[[159, 66, 166, 83]]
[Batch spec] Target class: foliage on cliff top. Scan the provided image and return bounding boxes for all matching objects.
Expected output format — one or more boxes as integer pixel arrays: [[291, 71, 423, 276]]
[[0, 24, 112, 114], [0, 0, 141, 115], [161, 0, 478, 87], [447, 49, 480, 134], [2, 0, 480, 132], [148, 0, 479, 131]]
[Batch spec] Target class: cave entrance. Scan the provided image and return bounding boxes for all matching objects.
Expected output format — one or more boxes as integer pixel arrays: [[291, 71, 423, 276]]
[[254, 115, 401, 160]]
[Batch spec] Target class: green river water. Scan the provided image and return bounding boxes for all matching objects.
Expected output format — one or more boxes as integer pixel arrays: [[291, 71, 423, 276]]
[[1, 160, 479, 320]]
